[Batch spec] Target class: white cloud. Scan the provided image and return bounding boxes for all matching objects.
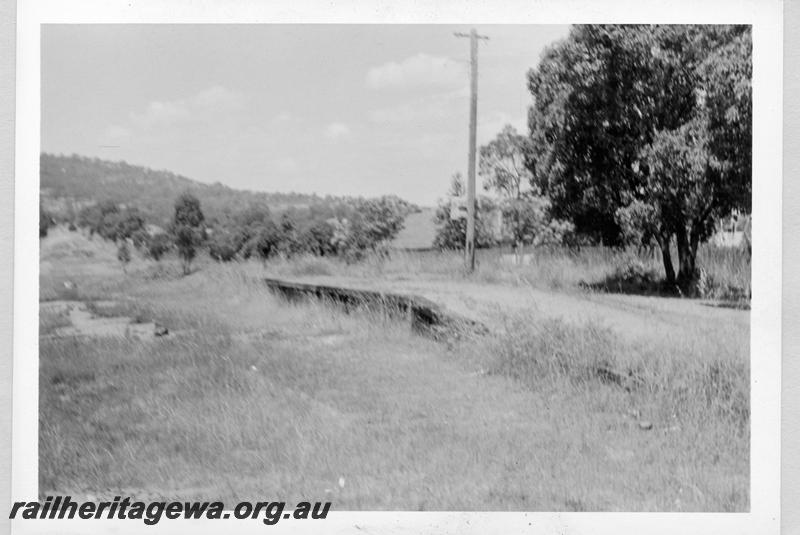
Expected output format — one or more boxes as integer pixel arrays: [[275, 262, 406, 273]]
[[324, 122, 352, 140], [368, 88, 468, 124], [129, 85, 245, 129], [366, 54, 466, 90]]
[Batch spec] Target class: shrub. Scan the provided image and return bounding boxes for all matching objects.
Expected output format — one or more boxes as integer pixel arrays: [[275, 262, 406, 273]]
[[117, 240, 131, 272], [247, 221, 282, 261], [208, 230, 241, 262], [146, 233, 172, 262], [324, 197, 409, 262], [172, 193, 205, 275], [433, 195, 499, 250], [608, 256, 661, 292], [40, 204, 55, 237], [173, 225, 201, 274], [298, 220, 336, 257]]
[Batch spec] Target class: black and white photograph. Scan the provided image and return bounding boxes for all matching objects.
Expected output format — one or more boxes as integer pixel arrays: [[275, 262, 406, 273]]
[[8, 1, 785, 533]]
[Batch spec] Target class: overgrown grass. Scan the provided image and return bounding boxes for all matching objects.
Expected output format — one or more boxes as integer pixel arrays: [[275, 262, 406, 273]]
[[38, 232, 749, 510], [489, 314, 749, 437], [39, 307, 73, 335], [483, 313, 748, 511], [259, 243, 749, 305]]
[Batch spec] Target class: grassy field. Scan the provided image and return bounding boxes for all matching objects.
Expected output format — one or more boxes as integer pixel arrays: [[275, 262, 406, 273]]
[[39, 228, 749, 511]]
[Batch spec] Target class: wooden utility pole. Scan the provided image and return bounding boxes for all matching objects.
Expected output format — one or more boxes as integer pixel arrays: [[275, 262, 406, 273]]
[[455, 28, 488, 272]]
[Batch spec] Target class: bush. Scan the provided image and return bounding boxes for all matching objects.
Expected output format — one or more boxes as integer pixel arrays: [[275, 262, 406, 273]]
[[208, 229, 243, 262], [614, 201, 659, 248], [247, 221, 282, 261], [325, 197, 409, 262], [172, 193, 205, 275], [612, 256, 660, 288], [40, 204, 55, 237], [117, 240, 131, 272], [433, 196, 499, 250], [298, 220, 336, 256], [146, 233, 172, 261], [173, 225, 201, 274], [76, 201, 146, 243]]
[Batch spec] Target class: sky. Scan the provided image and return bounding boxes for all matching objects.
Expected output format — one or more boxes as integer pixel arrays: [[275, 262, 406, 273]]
[[42, 24, 570, 206]]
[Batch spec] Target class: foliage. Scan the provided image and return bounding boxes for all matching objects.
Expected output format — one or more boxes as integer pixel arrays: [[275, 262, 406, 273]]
[[40, 204, 55, 238], [173, 192, 205, 228], [207, 229, 241, 262], [527, 24, 752, 288], [41, 153, 420, 264], [478, 129, 576, 254], [276, 212, 301, 257], [146, 233, 172, 262], [116, 240, 131, 272], [327, 196, 410, 262], [352, 196, 408, 248], [480, 125, 535, 200], [203, 195, 409, 264], [173, 226, 201, 275], [497, 189, 575, 250], [172, 193, 205, 275], [614, 201, 659, 249], [298, 220, 336, 257], [433, 172, 498, 251], [77, 201, 145, 243], [248, 220, 283, 261], [208, 203, 280, 262], [480, 126, 536, 253]]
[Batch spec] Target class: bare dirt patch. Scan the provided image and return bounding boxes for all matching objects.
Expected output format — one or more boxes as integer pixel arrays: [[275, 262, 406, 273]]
[[40, 300, 159, 340]]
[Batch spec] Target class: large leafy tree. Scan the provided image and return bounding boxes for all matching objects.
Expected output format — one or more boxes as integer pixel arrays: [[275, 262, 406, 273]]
[[527, 24, 751, 288]]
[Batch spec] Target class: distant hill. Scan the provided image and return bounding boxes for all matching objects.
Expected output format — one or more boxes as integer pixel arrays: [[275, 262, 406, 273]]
[[40, 153, 355, 227]]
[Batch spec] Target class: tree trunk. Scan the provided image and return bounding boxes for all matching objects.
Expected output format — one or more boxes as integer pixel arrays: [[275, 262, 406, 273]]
[[657, 235, 676, 286], [675, 225, 697, 291]]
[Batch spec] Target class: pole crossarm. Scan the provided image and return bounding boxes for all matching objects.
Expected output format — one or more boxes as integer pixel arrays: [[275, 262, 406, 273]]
[[454, 32, 489, 40]]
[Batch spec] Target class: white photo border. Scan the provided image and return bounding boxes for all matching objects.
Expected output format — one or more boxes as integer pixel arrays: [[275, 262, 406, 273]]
[[14, 1, 782, 534]]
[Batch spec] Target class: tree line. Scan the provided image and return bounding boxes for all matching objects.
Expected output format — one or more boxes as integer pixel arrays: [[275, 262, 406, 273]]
[[48, 192, 413, 275]]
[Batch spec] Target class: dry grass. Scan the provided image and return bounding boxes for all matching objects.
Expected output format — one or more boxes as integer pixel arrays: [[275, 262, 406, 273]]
[[261, 243, 750, 304], [38, 230, 749, 511]]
